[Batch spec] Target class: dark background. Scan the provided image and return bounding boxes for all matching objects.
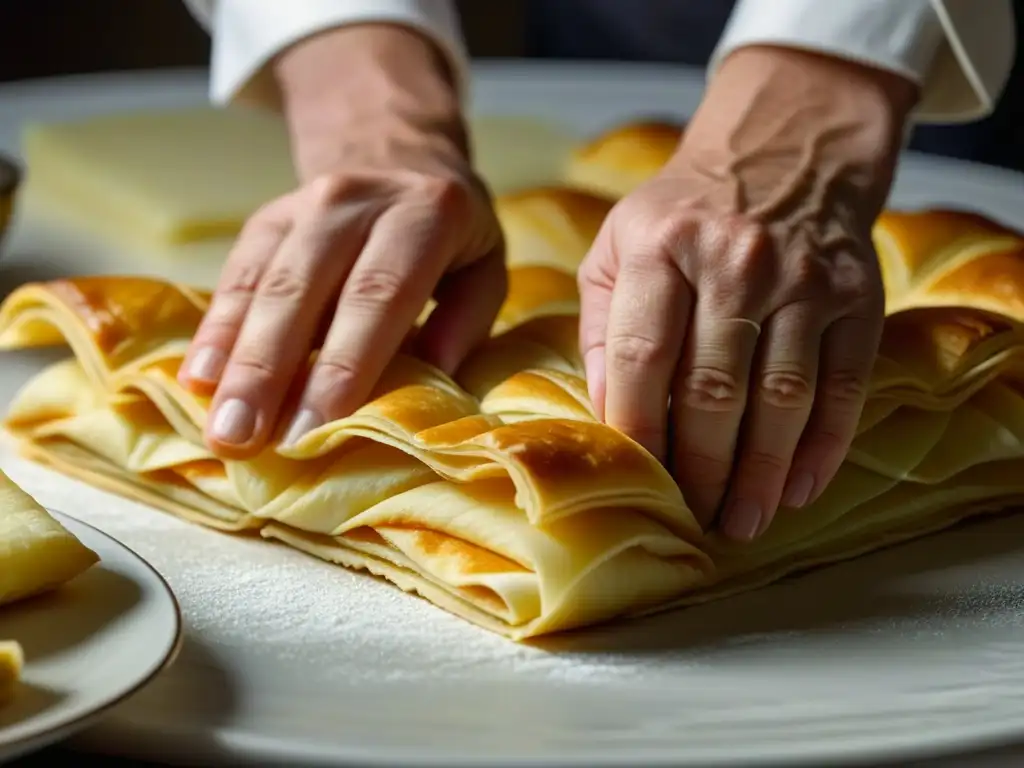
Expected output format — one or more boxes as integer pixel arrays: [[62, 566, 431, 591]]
[[0, 0, 1020, 172], [0, 0, 528, 81]]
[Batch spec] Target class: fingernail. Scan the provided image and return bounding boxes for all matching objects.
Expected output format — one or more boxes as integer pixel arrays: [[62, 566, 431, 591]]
[[281, 408, 323, 448], [782, 471, 816, 508], [723, 499, 762, 541], [210, 398, 257, 445], [186, 347, 226, 382]]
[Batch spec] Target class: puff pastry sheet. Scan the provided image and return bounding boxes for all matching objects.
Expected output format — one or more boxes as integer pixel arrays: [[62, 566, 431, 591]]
[[2, 198, 1024, 639]]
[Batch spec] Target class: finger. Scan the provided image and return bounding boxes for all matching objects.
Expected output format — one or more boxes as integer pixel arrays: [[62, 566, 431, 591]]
[[282, 206, 449, 446], [720, 302, 822, 541], [205, 207, 370, 457], [783, 310, 880, 509], [602, 260, 689, 461], [577, 223, 617, 420], [178, 196, 294, 394], [670, 306, 763, 530], [416, 246, 508, 374]]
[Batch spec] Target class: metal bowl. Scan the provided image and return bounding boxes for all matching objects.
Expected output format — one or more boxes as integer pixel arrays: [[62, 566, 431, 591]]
[[0, 153, 22, 254]]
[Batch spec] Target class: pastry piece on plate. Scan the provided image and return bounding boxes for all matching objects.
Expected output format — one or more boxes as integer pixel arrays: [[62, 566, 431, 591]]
[[562, 119, 683, 198], [3, 201, 1024, 640], [0, 469, 99, 607], [0, 471, 97, 707], [0, 640, 23, 707]]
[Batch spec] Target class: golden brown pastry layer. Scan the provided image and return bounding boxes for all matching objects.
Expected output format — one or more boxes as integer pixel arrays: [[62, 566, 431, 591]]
[[3, 197, 1024, 639], [563, 120, 684, 198], [2, 116, 1023, 639]]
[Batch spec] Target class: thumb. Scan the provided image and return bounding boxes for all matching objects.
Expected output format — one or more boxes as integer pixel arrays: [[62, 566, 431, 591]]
[[576, 225, 617, 421]]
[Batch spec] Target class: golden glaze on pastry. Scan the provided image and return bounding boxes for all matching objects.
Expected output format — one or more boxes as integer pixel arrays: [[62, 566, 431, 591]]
[[3, 200, 1024, 639], [489, 187, 612, 333], [3, 112, 1024, 641]]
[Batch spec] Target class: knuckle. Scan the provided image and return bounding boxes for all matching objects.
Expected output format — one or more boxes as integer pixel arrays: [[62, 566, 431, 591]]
[[192, 314, 238, 346], [758, 369, 815, 410], [675, 447, 732, 479], [820, 369, 868, 407], [202, 296, 246, 329], [606, 330, 675, 371], [678, 366, 746, 412], [738, 448, 790, 476], [416, 175, 468, 215], [576, 254, 611, 293], [306, 173, 360, 209], [787, 252, 831, 295], [672, 448, 733, 519], [618, 422, 665, 457], [258, 266, 311, 302], [830, 250, 879, 293], [243, 197, 290, 233], [226, 350, 280, 384], [645, 213, 701, 263], [343, 266, 411, 309], [803, 426, 849, 456], [721, 219, 771, 272], [700, 220, 774, 312], [217, 259, 264, 297], [310, 354, 360, 395]]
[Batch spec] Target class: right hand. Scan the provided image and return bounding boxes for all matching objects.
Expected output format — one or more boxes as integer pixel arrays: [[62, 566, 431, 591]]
[[177, 25, 506, 459]]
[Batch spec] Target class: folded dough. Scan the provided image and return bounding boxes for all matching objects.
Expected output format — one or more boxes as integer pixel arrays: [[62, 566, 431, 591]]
[[2, 203, 1024, 639], [3, 158, 1024, 638]]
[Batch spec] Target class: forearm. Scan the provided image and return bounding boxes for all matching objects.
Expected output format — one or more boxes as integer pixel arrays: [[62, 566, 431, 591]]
[[275, 24, 467, 178], [678, 46, 917, 223]]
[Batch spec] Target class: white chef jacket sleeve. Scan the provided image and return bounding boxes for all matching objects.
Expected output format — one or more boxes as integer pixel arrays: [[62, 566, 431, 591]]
[[181, 0, 469, 109], [710, 0, 1017, 123]]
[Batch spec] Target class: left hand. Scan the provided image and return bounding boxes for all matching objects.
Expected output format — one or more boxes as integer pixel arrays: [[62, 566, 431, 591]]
[[577, 46, 918, 541]]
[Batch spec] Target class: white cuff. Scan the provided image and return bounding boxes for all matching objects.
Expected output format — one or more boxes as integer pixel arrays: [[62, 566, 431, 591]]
[[185, 0, 469, 109], [710, 0, 1016, 124]]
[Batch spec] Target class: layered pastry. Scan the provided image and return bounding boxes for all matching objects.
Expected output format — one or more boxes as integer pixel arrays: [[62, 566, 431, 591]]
[[0, 469, 99, 704], [563, 120, 684, 198], [2, 184, 1024, 638]]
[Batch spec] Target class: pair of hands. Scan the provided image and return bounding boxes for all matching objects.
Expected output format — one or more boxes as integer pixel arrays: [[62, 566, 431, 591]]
[[178, 25, 917, 542]]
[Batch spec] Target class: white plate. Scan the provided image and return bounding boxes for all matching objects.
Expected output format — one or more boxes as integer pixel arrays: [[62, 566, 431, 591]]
[[1, 65, 1024, 768], [0, 511, 182, 764]]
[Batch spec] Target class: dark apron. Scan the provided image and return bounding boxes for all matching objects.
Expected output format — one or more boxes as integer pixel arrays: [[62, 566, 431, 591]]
[[523, 0, 1023, 173]]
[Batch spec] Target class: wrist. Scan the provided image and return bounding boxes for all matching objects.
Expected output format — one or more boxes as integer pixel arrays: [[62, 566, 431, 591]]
[[274, 24, 468, 177], [678, 45, 917, 209]]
